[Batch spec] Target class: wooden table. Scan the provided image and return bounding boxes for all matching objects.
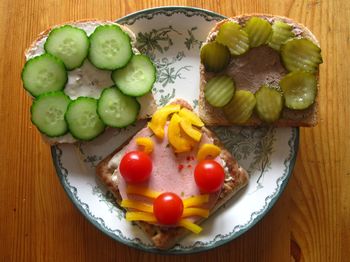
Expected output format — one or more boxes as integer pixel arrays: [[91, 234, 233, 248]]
[[0, 0, 348, 261]]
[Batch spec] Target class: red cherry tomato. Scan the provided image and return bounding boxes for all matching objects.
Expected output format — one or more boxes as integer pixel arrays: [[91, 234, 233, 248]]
[[153, 192, 184, 225], [194, 160, 225, 193], [119, 151, 152, 183]]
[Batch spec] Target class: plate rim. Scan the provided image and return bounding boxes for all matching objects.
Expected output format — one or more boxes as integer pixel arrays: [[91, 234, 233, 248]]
[[50, 6, 300, 255]]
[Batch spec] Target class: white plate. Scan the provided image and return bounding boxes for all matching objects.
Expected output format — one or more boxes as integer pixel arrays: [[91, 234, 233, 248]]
[[51, 6, 299, 254]]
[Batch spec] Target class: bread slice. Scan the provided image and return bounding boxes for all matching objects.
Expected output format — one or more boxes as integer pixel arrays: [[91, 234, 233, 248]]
[[24, 20, 157, 144], [199, 14, 321, 127], [96, 99, 249, 249]]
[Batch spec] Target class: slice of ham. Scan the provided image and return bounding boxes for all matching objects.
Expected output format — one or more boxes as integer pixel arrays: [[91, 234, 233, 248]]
[[108, 124, 223, 216]]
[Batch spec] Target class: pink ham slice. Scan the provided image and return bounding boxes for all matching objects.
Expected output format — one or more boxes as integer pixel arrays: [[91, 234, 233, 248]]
[[109, 124, 223, 217]]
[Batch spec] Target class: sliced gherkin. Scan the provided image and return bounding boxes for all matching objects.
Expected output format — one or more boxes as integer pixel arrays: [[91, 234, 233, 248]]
[[268, 20, 294, 51], [205, 75, 235, 107], [255, 85, 283, 123], [223, 90, 256, 124], [281, 38, 322, 73], [200, 42, 230, 72], [243, 17, 272, 47], [216, 21, 250, 55], [280, 71, 317, 110]]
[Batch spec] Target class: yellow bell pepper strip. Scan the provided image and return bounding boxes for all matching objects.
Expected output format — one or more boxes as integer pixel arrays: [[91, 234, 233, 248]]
[[121, 199, 153, 213], [148, 104, 181, 139], [135, 137, 154, 154], [168, 113, 193, 153], [182, 208, 209, 218], [196, 143, 221, 161], [178, 219, 203, 234], [126, 185, 161, 199], [179, 117, 202, 142], [183, 194, 209, 208], [178, 108, 204, 127], [125, 211, 157, 222]]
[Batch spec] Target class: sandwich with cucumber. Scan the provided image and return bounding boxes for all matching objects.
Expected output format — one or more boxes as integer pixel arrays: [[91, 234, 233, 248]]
[[199, 14, 323, 127], [22, 20, 157, 144]]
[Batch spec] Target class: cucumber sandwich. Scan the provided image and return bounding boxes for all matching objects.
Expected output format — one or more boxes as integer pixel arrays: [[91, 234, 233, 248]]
[[22, 20, 157, 143]]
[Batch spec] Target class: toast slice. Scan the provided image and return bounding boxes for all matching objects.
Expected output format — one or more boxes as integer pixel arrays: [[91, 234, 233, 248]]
[[96, 99, 249, 249], [199, 14, 321, 127], [24, 20, 157, 144]]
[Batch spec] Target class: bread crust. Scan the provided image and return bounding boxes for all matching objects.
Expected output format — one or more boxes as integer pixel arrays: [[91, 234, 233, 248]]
[[95, 99, 249, 249], [199, 14, 320, 127]]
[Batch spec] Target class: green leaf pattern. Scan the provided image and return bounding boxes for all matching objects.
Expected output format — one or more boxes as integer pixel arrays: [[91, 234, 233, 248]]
[[213, 126, 276, 189]]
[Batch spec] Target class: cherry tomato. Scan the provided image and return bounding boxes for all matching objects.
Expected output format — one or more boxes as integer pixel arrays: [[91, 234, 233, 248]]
[[153, 192, 184, 225], [194, 160, 225, 193], [119, 151, 152, 183]]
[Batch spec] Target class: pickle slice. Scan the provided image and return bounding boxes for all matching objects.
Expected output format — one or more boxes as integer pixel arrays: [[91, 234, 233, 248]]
[[281, 38, 322, 73], [200, 42, 230, 72], [268, 20, 294, 51], [223, 90, 256, 124], [216, 21, 250, 55], [255, 85, 283, 123], [243, 17, 272, 47], [280, 71, 317, 110], [205, 75, 235, 107]]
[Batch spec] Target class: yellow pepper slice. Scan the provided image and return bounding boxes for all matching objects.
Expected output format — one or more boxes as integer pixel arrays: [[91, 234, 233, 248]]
[[183, 194, 209, 208], [148, 104, 181, 139], [126, 185, 161, 199], [168, 113, 193, 153], [196, 143, 221, 161], [125, 212, 157, 222], [178, 108, 204, 127], [135, 137, 154, 154], [121, 199, 153, 213], [182, 208, 209, 218], [178, 219, 203, 234], [179, 117, 202, 142]]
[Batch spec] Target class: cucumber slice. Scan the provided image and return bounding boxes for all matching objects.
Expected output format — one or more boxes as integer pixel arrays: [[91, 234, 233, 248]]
[[281, 38, 322, 73], [255, 85, 283, 123], [65, 97, 105, 140], [112, 54, 156, 97], [44, 25, 90, 70], [268, 21, 294, 51], [88, 24, 132, 70], [97, 87, 140, 127], [31, 91, 71, 137], [243, 17, 272, 47], [200, 42, 230, 72], [216, 21, 250, 55], [21, 54, 67, 97], [223, 90, 256, 124], [280, 71, 317, 110], [205, 75, 235, 107]]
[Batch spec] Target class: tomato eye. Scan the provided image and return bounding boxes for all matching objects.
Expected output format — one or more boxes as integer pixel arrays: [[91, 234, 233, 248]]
[[153, 192, 184, 225], [194, 160, 225, 193], [119, 150, 152, 183]]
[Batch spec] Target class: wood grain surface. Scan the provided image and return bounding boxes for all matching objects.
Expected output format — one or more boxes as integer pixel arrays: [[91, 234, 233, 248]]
[[0, 0, 348, 261]]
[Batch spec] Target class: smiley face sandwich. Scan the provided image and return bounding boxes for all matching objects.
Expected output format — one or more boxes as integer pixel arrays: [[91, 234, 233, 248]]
[[96, 99, 249, 249]]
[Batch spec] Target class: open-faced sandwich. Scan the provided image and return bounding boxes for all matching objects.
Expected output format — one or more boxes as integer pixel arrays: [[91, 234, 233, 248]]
[[96, 100, 249, 249], [199, 14, 323, 127], [22, 20, 157, 144]]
